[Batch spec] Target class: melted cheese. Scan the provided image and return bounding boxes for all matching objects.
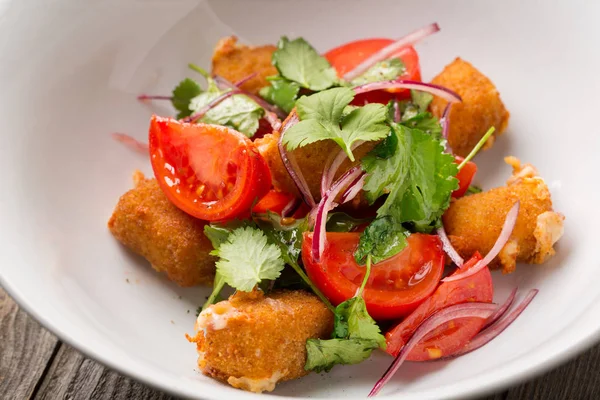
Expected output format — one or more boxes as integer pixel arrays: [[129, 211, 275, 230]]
[[227, 371, 284, 393]]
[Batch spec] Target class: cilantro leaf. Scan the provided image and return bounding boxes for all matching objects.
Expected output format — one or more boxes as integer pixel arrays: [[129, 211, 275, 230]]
[[305, 255, 385, 372], [351, 58, 406, 86], [171, 78, 202, 119], [466, 185, 483, 195], [362, 124, 458, 234], [211, 226, 284, 292], [354, 216, 410, 264], [410, 89, 434, 112], [189, 77, 264, 137], [283, 88, 390, 161], [259, 76, 300, 113], [305, 338, 378, 373], [326, 212, 371, 233], [272, 37, 338, 91], [401, 112, 442, 138]]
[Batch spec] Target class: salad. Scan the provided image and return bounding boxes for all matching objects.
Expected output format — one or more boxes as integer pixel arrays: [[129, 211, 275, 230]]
[[108, 23, 565, 395]]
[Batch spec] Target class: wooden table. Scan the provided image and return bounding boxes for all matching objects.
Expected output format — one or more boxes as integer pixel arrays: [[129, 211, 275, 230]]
[[2, 287, 599, 400]]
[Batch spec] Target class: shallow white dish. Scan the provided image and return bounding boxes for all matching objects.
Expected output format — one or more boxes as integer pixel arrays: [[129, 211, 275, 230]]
[[1, 0, 599, 398]]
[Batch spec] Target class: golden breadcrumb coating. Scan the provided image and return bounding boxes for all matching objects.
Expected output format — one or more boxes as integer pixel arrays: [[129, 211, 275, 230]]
[[188, 290, 333, 393], [212, 36, 277, 95], [108, 172, 216, 286], [442, 157, 564, 273], [430, 58, 510, 157]]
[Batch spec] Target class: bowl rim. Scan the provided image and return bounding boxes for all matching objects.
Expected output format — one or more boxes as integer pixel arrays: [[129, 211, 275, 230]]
[[3, 271, 600, 400]]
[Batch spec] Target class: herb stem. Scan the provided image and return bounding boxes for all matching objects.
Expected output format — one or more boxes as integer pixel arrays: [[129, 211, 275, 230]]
[[188, 63, 210, 78], [289, 260, 335, 312], [201, 272, 225, 311], [457, 126, 495, 170], [358, 254, 372, 297]]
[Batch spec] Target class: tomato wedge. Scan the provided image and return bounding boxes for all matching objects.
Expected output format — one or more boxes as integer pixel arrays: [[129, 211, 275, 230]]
[[324, 39, 422, 104], [452, 156, 478, 198], [149, 115, 272, 221], [385, 253, 493, 360], [302, 232, 444, 320], [252, 189, 296, 215]]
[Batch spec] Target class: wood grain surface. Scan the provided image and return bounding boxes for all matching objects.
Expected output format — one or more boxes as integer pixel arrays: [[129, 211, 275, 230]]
[[1, 287, 598, 400]]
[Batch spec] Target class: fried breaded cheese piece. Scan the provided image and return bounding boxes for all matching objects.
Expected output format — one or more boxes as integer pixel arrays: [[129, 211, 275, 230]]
[[255, 130, 376, 201], [188, 290, 333, 393], [442, 157, 564, 273], [212, 36, 277, 95], [108, 172, 216, 286], [430, 58, 510, 157]]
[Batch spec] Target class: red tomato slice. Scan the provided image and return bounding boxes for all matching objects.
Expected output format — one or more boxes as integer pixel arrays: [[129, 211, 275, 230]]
[[252, 189, 296, 215], [149, 115, 272, 222], [452, 156, 478, 198], [324, 39, 422, 105], [385, 253, 493, 360], [302, 232, 444, 320]]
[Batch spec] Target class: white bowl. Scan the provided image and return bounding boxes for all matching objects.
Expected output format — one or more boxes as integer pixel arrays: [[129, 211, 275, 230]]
[[1, 0, 599, 399]]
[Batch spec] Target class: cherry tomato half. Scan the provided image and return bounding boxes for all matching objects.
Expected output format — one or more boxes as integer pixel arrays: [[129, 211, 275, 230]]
[[252, 189, 297, 215], [149, 115, 272, 222], [452, 156, 478, 198], [325, 39, 422, 105], [385, 252, 493, 360], [302, 232, 444, 320]]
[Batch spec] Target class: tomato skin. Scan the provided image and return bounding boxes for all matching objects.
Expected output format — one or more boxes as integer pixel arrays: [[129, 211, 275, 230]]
[[302, 232, 444, 320], [252, 189, 296, 215], [149, 116, 272, 222], [385, 253, 493, 360], [324, 39, 422, 104], [452, 156, 478, 198]]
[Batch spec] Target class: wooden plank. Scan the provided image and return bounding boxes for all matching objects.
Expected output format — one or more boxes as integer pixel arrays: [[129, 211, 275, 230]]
[[34, 344, 177, 400], [506, 342, 600, 400], [0, 287, 60, 399]]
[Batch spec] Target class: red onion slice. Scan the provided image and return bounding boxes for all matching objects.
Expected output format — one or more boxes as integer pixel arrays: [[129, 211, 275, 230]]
[[368, 302, 496, 397], [214, 75, 287, 119], [440, 103, 452, 140], [442, 201, 520, 283], [393, 100, 401, 123], [482, 287, 517, 331], [321, 140, 364, 196], [112, 133, 149, 154], [137, 94, 172, 101], [313, 166, 363, 262], [278, 111, 316, 207], [182, 89, 241, 123], [446, 289, 538, 359], [344, 23, 440, 81], [341, 173, 366, 204], [436, 225, 464, 267], [281, 197, 302, 218], [233, 72, 258, 87], [354, 80, 462, 103]]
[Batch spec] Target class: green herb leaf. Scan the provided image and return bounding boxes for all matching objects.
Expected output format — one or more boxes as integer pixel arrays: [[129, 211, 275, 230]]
[[283, 88, 390, 161], [362, 124, 458, 234], [326, 212, 371, 233], [211, 226, 284, 292], [189, 77, 264, 137], [305, 255, 385, 372], [305, 338, 379, 373], [259, 76, 300, 113], [273, 37, 338, 91], [354, 216, 410, 264], [466, 185, 483, 195], [255, 212, 335, 312], [171, 78, 202, 119], [401, 112, 442, 138], [201, 272, 226, 311], [351, 58, 406, 86], [410, 89, 434, 112]]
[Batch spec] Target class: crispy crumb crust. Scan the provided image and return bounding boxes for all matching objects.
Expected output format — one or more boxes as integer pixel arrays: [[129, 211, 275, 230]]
[[187, 290, 333, 392], [430, 58, 510, 157], [108, 172, 216, 286]]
